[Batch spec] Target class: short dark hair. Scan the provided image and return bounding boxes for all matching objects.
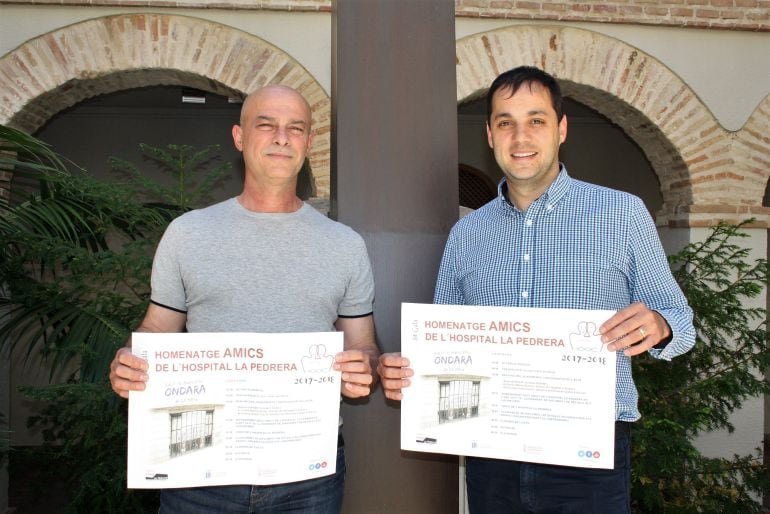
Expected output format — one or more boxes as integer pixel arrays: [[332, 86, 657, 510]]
[[486, 66, 563, 123]]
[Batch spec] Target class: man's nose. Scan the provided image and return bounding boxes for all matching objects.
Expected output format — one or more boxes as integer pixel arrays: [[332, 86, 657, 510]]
[[511, 125, 529, 143], [273, 126, 290, 145]]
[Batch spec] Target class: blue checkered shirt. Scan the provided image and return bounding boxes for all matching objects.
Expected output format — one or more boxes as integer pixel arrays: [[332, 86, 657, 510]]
[[434, 166, 695, 422]]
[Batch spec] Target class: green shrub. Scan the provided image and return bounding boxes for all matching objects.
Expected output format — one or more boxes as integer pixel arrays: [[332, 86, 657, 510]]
[[1, 126, 228, 513], [632, 220, 770, 513]]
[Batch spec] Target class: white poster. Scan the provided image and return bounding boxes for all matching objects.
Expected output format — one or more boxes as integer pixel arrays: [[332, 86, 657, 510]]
[[127, 332, 343, 488], [401, 303, 617, 469]]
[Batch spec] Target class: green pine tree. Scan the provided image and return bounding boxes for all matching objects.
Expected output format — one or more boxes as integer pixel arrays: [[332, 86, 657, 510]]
[[1, 127, 229, 513], [632, 220, 770, 513]]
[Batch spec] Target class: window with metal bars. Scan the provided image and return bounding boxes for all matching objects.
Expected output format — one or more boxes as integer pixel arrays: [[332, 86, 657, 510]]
[[169, 409, 214, 457], [438, 380, 481, 424]]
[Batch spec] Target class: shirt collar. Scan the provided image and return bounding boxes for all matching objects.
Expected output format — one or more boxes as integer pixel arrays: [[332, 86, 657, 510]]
[[496, 164, 571, 213]]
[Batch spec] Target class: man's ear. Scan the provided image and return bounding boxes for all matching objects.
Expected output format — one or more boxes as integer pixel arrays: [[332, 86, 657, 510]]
[[232, 124, 243, 151], [306, 132, 315, 152]]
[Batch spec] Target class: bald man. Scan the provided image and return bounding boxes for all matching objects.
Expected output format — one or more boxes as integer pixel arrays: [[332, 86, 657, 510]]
[[110, 85, 379, 513]]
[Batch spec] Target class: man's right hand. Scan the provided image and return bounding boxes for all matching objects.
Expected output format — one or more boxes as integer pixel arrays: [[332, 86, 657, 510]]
[[377, 352, 413, 401], [109, 347, 149, 399]]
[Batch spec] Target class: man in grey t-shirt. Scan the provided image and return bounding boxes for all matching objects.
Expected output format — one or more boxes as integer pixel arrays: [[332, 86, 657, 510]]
[[109, 85, 380, 514]]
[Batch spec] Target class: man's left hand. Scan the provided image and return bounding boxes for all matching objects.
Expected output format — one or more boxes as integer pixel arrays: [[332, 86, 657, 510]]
[[600, 302, 671, 357], [334, 349, 375, 398]]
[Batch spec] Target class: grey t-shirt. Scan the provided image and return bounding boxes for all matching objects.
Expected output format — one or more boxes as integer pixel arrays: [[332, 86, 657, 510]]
[[150, 198, 374, 333]]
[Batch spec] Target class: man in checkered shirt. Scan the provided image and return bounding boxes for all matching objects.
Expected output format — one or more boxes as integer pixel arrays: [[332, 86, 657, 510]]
[[378, 66, 695, 513]]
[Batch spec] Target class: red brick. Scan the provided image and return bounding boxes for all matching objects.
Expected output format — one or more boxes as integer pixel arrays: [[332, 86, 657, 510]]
[[618, 5, 644, 14], [461, 0, 489, 8], [515, 1, 541, 10], [713, 171, 744, 181], [541, 2, 569, 12], [746, 10, 770, 20], [696, 7, 722, 16], [718, 9, 743, 18], [593, 4, 618, 13], [645, 6, 670, 14]]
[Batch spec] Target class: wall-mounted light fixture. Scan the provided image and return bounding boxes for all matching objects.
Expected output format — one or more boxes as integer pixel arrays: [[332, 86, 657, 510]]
[[181, 88, 206, 104]]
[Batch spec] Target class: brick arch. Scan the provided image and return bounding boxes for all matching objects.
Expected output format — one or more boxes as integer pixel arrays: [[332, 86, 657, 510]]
[[737, 93, 770, 217], [456, 25, 770, 227], [0, 13, 332, 199]]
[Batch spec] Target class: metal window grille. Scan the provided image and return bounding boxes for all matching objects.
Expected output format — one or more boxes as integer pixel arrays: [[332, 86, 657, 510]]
[[438, 380, 481, 424], [169, 409, 214, 458]]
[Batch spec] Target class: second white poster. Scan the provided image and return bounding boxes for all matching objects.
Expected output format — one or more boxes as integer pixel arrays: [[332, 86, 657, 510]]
[[400, 302, 617, 469]]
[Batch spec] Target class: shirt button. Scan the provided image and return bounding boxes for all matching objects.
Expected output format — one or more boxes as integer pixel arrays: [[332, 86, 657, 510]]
[[521, 291, 529, 298], [546, 204, 554, 211], [525, 219, 533, 227], [523, 254, 530, 262]]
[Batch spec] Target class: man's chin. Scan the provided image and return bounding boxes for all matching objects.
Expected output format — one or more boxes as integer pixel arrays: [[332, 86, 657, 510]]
[[265, 169, 302, 181]]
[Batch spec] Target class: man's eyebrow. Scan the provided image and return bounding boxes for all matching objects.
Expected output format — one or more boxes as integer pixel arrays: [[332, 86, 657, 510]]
[[493, 109, 549, 120], [254, 115, 308, 126]]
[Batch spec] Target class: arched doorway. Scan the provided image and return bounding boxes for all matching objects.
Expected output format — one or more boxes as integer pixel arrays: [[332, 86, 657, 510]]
[[457, 96, 662, 216], [0, 13, 331, 202], [454, 25, 769, 225]]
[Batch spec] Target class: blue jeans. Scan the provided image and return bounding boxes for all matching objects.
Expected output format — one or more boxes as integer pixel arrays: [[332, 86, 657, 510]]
[[466, 422, 631, 514], [159, 445, 346, 514]]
